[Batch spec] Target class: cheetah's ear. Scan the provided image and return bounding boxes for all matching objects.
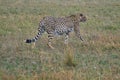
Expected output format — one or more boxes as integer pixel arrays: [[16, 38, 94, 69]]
[[80, 13, 83, 16], [70, 14, 76, 18]]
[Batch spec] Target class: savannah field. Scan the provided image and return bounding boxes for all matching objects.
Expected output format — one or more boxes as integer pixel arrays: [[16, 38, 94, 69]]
[[0, 0, 120, 80]]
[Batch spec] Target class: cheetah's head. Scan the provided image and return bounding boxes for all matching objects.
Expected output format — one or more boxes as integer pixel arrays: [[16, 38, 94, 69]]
[[78, 13, 87, 22], [69, 13, 87, 22]]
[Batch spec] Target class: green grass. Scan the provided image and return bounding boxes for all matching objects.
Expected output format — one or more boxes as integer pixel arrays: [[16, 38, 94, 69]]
[[0, 0, 120, 80]]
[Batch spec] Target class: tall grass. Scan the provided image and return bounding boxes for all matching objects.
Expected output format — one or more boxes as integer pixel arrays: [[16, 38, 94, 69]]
[[64, 45, 77, 67]]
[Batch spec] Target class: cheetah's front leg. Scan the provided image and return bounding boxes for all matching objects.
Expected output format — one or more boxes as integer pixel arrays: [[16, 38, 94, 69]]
[[74, 26, 84, 41], [79, 35, 84, 41]]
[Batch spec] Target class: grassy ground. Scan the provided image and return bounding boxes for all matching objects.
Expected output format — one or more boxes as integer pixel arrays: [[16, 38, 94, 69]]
[[0, 0, 120, 80]]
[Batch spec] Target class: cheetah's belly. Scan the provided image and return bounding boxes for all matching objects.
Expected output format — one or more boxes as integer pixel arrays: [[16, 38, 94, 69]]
[[54, 25, 74, 35]]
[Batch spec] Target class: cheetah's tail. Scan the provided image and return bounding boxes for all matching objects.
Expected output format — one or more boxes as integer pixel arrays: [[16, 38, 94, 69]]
[[25, 32, 41, 43], [25, 27, 45, 43]]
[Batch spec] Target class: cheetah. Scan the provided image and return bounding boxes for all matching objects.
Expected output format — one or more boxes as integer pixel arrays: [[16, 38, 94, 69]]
[[25, 13, 87, 49]]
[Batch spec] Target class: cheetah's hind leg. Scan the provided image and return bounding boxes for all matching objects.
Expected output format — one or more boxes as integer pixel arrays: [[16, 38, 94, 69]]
[[47, 34, 55, 49], [64, 34, 69, 44]]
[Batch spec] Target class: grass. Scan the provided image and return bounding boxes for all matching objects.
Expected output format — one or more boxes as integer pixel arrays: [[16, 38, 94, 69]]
[[0, 0, 120, 80]]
